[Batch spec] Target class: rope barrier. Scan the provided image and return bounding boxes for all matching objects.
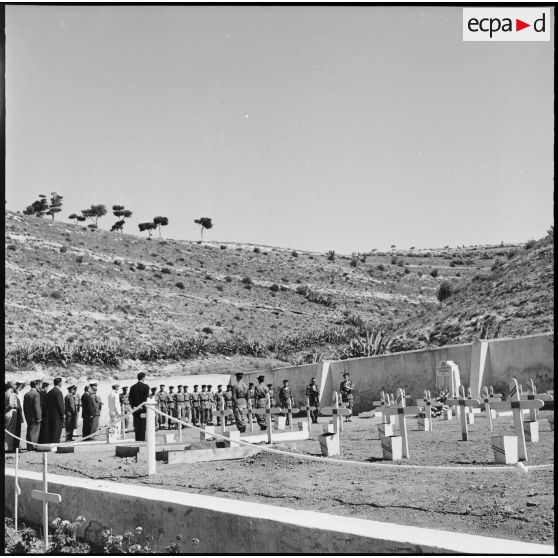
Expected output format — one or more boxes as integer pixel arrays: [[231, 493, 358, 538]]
[[4, 402, 147, 449], [151, 408, 554, 473], [5, 403, 553, 473]]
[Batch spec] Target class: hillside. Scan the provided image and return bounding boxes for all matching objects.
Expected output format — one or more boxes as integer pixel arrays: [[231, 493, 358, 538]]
[[4, 211, 553, 376]]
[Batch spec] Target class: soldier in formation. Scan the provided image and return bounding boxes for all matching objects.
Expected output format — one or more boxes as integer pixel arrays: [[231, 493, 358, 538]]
[[306, 377, 320, 423], [120, 386, 132, 432], [175, 385, 186, 427], [5, 381, 22, 452], [267, 384, 276, 407], [340, 373, 355, 422], [64, 384, 79, 441], [191, 385, 201, 426], [231, 373, 248, 432], [23, 380, 42, 450], [254, 375, 269, 430], [279, 379, 294, 426]]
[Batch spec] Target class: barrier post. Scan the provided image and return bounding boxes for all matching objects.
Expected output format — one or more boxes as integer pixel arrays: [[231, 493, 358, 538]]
[[145, 400, 157, 475], [14, 448, 21, 531]]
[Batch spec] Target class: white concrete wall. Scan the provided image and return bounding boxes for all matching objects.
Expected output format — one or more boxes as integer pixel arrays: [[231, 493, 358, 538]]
[[5, 469, 552, 554]]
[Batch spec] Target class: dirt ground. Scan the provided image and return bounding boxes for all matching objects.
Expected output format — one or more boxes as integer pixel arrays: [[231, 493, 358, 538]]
[[10, 411, 554, 546]]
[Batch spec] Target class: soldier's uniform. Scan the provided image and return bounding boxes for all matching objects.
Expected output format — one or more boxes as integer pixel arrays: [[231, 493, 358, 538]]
[[156, 386, 168, 429], [223, 386, 234, 426], [90, 386, 103, 436], [120, 389, 132, 431], [247, 384, 256, 422], [215, 386, 224, 426], [267, 384, 276, 407], [279, 382, 294, 426], [183, 387, 192, 423], [306, 381, 320, 423], [340, 377, 355, 422], [175, 386, 186, 427], [200, 385, 211, 426], [64, 388, 78, 441], [254, 378, 269, 430], [191, 386, 201, 426], [206, 385, 215, 425], [232, 374, 248, 433]]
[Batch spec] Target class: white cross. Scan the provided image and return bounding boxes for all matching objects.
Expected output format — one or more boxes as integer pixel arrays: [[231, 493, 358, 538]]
[[372, 391, 390, 423], [382, 388, 420, 458], [215, 408, 233, 433], [303, 397, 318, 427], [320, 391, 351, 434], [521, 379, 551, 421], [491, 378, 544, 461], [446, 385, 481, 441], [416, 390, 433, 431], [278, 399, 300, 431], [31, 453, 62, 550], [481, 386, 501, 431], [252, 394, 283, 443]]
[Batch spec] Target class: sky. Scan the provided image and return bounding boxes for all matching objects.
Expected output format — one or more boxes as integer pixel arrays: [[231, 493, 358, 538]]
[[5, 6, 554, 254]]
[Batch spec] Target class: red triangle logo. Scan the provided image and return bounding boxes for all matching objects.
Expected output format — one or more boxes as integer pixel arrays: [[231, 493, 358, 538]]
[[516, 19, 530, 31]]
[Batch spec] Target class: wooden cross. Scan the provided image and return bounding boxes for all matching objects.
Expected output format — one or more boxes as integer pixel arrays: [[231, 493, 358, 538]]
[[446, 386, 481, 441], [252, 394, 283, 443], [31, 453, 62, 550], [382, 388, 420, 458], [491, 378, 544, 461], [481, 386, 501, 431], [320, 392, 351, 434], [521, 379, 552, 421], [214, 408, 233, 433], [372, 391, 388, 421], [302, 397, 318, 427], [416, 390, 433, 431], [278, 399, 300, 431]]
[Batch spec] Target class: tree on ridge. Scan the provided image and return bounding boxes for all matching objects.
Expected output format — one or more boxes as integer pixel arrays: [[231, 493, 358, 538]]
[[194, 217, 213, 240]]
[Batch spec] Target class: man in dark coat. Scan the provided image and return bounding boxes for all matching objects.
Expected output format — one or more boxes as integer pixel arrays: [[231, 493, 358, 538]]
[[306, 377, 320, 424], [23, 381, 42, 450], [64, 385, 78, 441], [46, 377, 65, 443], [90, 382, 103, 437], [129, 372, 150, 441], [254, 375, 270, 430], [38, 380, 50, 443], [232, 372, 248, 433], [81, 385, 96, 438]]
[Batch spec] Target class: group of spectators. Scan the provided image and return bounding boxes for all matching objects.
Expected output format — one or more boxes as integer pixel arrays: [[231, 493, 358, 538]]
[[5, 372, 356, 450]]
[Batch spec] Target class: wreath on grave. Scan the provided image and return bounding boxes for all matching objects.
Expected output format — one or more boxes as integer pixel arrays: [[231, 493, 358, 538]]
[[418, 389, 450, 418]]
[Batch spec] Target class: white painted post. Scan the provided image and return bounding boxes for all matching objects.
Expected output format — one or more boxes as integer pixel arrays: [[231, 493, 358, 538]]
[[305, 397, 312, 428], [446, 386, 481, 441], [333, 392, 340, 434], [178, 416, 183, 443], [247, 400, 254, 433], [266, 394, 273, 444], [145, 400, 157, 475], [396, 389, 408, 458], [14, 448, 21, 531]]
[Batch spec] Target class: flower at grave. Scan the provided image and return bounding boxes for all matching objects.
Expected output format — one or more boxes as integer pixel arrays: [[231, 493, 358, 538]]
[[192, 537, 200, 545], [134, 526, 143, 535], [128, 543, 142, 554], [102, 528, 111, 538], [52, 517, 62, 527], [76, 516, 86, 524], [176, 534, 183, 541], [124, 531, 133, 539], [61, 520, 70, 527]]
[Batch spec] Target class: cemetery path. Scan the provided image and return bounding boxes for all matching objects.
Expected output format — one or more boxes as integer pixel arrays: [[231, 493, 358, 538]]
[[11, 413, 554, 546]]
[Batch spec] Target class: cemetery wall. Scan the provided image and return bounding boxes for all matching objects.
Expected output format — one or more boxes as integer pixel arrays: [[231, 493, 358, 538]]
[[485, 333, 554, 394], [5, 469, 552, 554]]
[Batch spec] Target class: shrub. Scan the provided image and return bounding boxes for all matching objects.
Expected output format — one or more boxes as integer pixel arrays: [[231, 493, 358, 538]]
[[204, 274, 212, 281], [7, 244, 16, 251], [506, 249, 518, 259], [136, 263, 146, 270], [224, 276, 233, 283], [404, 267, 410, 274], [397, 259, 405, 267], [349, 258, 358, 268], [220, 245, 227, 250], [202, 327, 213, 334], [326, 250, 336, 261], [430, 268, 439, 278], [161, 267, 171, 274], [175, 282, 185, 289], [491, 258, 504, 272], [269, 283, 279, 292], [50, 290, 63, 300], [114, 259, 121, 265], [253, 247, 260, 253], [241, 277, 253, 286], [377, 264, 386, 271], [59, 245, 68, 253], [524, 239, 536, 250], [437, 281, 453, 302], [292, 251, 298, 257], [76, 255, 84, 264]]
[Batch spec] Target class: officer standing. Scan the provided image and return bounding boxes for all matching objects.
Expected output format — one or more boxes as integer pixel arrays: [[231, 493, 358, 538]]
[[167, 386, 177, 428], [254, 375, 269, 430], [267, 384, 276, 407], [175, 385, 185, 428], [89, 381, 103, 437], [183, 385, 192, 424], [129, 372, 150, 441], [200, 385, 210, 426], [38, 380, 50, 444], [64, 385, 78, 441], [215, 385, 224, 426], [207, 385, 215, 425], [223, 384, 234, 425], [279, 379, 294, 425], [120, 386, 132, 432], [232, 372, 248, 433], [340, 373, 355, 422], [23, 381, 42, 450], [306, 377, 320, 424], [157, 385, 168, 429], [81, 384, 95, 438], [191, 385, 200, 426]]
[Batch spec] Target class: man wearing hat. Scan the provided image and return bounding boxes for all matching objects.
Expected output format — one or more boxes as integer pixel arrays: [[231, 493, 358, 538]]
[[254, 375, 270, 430], [340, 373, 355, 422], [306, 377, 320, 424], [279, 379, 294, 426], [157, 385, 168, 429], [167, 386, 177, 428], [232, 372, 248, 433], [183, 385, 192, 424], [223, 384, 234, 426], [46, 377, 65, 443], [175, 385, 185, 428], [267, 383, 276, 407], [200, 385, 211, 426], [129, 372, 150, 441], [5, 381, 21, 452], [38, 380, 51, 444], [64, 384, 79, 441], [215, 385, 224, 426], [207, 385, 215, 425], [90, 381, 103, 436], [23, 381, 42, 450], [120, 386, 132, 432], [81, 382, 96, 438], [108, 383, 122, 436], [191, 385, 200, 426]]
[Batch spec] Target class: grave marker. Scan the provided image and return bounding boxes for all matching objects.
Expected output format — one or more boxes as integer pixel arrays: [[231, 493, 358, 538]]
[[446, 386, 481, 441], [416, 390, 432, 431], [246, 400, 255, 433], [252, 394, 283, 444], [372, 391, 388, 421], [320, 391, 351, 434], [14, 448, 21, 531], [31, 453, 62, 550], [215, 408, 233, 433], [465, 387, 475, 424], [436, 360, 461, 397], [481, 386, 501, 431], [381, 388, 420, 458], [490, 378, 544, 461], [302, 397, 318, 428], [522, 379, 552, 421]]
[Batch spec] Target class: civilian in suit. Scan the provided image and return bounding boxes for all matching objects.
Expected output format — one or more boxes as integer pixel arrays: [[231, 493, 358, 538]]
[[129, 372, 150, 441], [5, 382, 21, 452], [38, 380, 51, 444], [64, 385, 78, 441], [46, 377, 65, 443], [23, 381, 42, 450], [81, 385, 96, 438]]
